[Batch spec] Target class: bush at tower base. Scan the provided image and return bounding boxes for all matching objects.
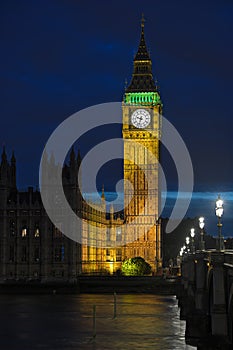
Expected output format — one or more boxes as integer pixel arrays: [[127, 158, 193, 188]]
[[121, 257, 152, 276]]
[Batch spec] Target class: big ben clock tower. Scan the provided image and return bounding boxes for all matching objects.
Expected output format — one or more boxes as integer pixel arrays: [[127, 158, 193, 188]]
[[122, 17, 162, 272]]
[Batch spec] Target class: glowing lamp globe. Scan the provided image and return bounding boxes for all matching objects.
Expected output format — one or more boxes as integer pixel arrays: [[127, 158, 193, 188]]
[[190, 228, 195, 238], [215, 196, 224, 218], [199, 217, 205, 230]]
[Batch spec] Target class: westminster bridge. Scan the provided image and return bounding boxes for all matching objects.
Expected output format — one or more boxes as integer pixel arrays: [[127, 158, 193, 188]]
[[177, 249, 233, 349]]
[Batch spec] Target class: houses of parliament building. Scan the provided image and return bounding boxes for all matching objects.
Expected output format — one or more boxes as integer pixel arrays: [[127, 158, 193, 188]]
[[0, 20, 162, 282]]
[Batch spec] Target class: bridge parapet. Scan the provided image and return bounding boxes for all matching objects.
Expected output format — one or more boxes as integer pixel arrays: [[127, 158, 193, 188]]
[[177, 249, 233, 349], [224, 251, 233, 266]]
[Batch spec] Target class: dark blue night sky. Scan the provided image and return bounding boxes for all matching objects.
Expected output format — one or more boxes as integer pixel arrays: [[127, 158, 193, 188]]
[[1, 0, 233, 234]]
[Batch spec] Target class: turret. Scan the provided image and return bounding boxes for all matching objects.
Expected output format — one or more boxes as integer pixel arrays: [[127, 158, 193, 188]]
[[76, 149, 82, 215], [101, 184, 106, 219], [77, 149, 81, 167], [0, 146, 8, 186], [110, 203, 114, 222], [69, 146, 76, 168], [10, 151, 16, 188], [0, 147, 17, 206], [101, 184, 105, 201]]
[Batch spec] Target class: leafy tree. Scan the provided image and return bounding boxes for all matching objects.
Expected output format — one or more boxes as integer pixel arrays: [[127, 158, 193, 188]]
[[121, 257, 152, 276]]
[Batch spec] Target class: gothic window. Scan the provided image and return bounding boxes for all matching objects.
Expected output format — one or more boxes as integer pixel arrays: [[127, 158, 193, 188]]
[[34, 247, 40, 262], [61, 245, 65, 262], [106, 227, 110, 241], [9, 245, 14, 262], [9, 220, 15, 236], [21, 246, 27, 262], [106, 249, 111, 262], [54, 248, 60, 261], [116, 227, 122, 241], [116, 249, 122, 262], [54, 245, 65, 262], [21, 228, 27, 237], [34, 228, 40, 238]]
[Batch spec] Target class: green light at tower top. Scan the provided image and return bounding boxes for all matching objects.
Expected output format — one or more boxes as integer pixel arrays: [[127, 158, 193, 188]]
[[124, 91, 162, 106]]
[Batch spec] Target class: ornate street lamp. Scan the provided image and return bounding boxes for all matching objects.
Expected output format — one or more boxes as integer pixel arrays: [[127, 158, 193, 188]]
[[190, 228, 195, 253], [215, 195, 224, 250], [199, 217, 205, 251]]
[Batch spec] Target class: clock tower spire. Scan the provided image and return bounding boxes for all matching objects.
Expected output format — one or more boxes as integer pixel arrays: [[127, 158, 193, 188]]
[[122, 17, 162, 273], [126, 14, 158, 94]]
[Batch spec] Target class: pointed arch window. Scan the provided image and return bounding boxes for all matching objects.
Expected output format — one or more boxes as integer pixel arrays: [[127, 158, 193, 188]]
[[21, 228, 27, 237], [34, 228, 40, 238], [9, 220, 16, 236]]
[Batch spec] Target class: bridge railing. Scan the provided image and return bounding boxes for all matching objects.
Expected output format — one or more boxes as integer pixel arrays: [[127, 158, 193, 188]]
[[178, 249, 233, 348]]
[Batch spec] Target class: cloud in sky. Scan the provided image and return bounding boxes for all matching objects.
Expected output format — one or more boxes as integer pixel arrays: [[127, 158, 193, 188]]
[[84, 190, 233, 236]]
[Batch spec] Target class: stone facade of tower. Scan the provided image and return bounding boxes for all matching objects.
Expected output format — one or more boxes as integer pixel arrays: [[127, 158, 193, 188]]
[[122, 19, 162, 272]]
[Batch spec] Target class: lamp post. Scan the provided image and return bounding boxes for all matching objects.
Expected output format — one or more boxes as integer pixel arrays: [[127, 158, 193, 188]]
[[215, 195, 224, 251], [185, 236, 190, 253], [190, 228, 195, 253], [182, 245, 186, 255], [199, 217, 205, 251]]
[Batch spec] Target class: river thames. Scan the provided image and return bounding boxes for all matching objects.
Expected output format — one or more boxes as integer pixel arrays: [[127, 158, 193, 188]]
[[1, 293, 196, 349]]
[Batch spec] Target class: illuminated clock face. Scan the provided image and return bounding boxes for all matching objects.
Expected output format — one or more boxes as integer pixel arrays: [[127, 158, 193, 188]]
[[131, 109, 151, 128]]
